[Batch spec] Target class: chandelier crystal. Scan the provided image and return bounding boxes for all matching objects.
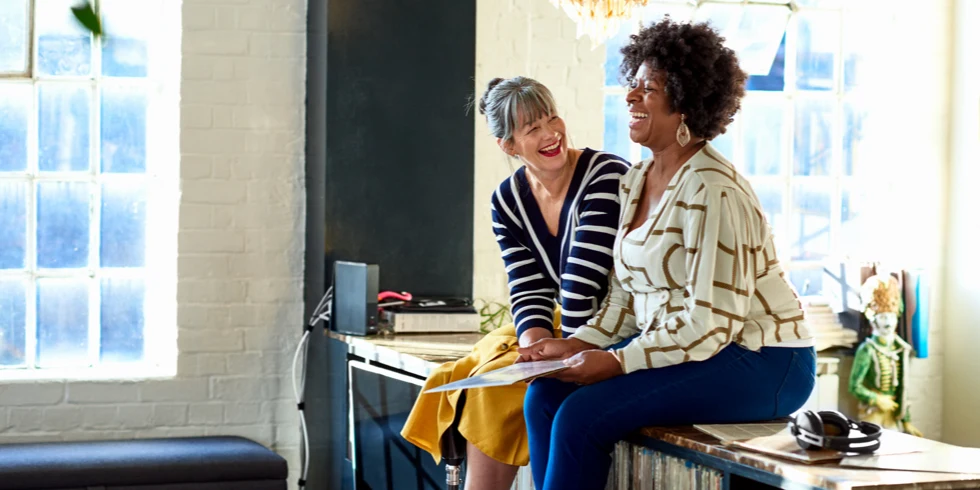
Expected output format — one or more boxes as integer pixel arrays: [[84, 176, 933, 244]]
[[550, 0, 650, 48]]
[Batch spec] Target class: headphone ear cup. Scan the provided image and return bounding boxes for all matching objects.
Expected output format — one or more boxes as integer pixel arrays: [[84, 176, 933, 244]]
[[818, 411, 850, 437], [794, 411, 825, 450]]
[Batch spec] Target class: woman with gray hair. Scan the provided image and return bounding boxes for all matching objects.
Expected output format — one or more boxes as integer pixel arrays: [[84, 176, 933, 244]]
[[401, 76, 630, 489]]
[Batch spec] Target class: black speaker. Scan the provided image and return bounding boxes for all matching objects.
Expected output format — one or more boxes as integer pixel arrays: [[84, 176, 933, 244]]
[[333, 261, 379, 336]]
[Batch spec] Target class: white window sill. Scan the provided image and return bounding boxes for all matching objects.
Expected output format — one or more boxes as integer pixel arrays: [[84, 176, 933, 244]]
[[0, 365, 176, 382]]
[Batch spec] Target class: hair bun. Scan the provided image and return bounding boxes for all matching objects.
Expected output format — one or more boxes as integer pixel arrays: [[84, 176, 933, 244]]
[[479, 77, 505, 115]]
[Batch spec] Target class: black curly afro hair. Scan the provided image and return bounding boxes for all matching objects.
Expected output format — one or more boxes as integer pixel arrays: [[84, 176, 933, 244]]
[[620, 17, 747, 140]]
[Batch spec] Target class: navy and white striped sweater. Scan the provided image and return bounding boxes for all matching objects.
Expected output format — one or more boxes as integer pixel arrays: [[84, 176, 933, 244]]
[[491, 148, 630, 338]]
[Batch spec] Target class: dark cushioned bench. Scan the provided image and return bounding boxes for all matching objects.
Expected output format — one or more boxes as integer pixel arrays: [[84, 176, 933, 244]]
[[0, 436, 287, 490]]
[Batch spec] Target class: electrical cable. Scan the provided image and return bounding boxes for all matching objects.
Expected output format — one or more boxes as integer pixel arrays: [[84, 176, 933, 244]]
[[293, 286, 332, 489]]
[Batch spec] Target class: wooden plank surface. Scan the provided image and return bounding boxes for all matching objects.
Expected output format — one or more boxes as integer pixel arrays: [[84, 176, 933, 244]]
[[638, 426, 980, 490], [329, 331, 980, 489]]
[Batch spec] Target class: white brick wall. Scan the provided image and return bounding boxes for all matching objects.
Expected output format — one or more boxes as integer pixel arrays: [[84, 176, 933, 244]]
[[473, 0, 606, 303], [0, 0, 307, 484]]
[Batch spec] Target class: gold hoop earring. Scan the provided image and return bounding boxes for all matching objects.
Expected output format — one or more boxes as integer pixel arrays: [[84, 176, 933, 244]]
[[676, 114, 691, 147]]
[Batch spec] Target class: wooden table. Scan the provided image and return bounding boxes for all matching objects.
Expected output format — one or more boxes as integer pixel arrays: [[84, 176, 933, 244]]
[[327, 330, 980, 490], [631, 426, 980, 489], [327, 330, 483, 376]]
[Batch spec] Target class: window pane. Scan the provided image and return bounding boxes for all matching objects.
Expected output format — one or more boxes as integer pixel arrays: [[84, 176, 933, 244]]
[[789, 268, 824, 297], [101, 0, 151, 77], [101, 86, 147, 173], [0, 85, 31, 172], [750, 181, 785, 241], [843, 15, 868, 92], [603, 93, 631, 162], [0, 279, 27, 367], [794, 97, 834, 176], [746, 33, 786, 91], [843, 99, 867, 177], [101, 180, 146, 267], [711, 115, 736, 161], [37, 182, 91, 268], [840, 186, 865, 259], [641, 2, 694, 25], [796, 0, 841, 7], [0, 182, 27, 269], [693, 3, 787, 77], [100, 277, 144, 362], [796, 12, 840, 91], [604, 24, 632, 87], [0, 0, 30, 74], [790, 181, 831, 261], [39, 84, 91, 172], [641, 145, 651, 161], [36, 0, 93, 77], [36, 278, 89, 367], [740, 97, 784, 176]]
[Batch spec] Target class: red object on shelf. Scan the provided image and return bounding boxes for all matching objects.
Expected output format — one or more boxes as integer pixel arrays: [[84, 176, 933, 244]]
[[378, 291, 413, 302]]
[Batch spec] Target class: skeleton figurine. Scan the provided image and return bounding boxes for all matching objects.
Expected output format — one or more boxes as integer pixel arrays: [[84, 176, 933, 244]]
[[848, 274, 922, 437]]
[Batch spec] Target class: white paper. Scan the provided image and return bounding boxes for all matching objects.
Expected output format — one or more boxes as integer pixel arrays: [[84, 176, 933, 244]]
[[840, 443, 980, 474], [423, 360, 568, 393], [694, 423, 788, 443]]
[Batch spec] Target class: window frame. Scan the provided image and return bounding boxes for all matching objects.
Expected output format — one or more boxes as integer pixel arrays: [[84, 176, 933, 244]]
[[602, 2, 865, 295], [0, 0, 177, 379]]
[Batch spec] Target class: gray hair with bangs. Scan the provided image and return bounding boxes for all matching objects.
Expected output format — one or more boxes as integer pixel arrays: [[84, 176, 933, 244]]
[[478, 76, 558, 144]]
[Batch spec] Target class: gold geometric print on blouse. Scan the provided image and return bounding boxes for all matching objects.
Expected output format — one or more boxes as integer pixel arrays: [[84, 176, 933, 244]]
[[588, 290, 634, 338], [621, 162, 690, 247], [569, 143, 812, 373], [661, 243, 684, 289]]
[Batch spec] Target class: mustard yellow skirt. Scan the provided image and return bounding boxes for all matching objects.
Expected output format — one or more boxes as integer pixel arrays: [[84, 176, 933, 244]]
[[400, 318, 560, 466]]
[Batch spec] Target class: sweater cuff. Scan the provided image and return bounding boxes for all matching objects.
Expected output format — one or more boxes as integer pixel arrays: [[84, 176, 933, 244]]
[[516, 322, 553, 339], [614, 341, 648, 374], [569, 326, 616, 350], [613, 349, 628, 375]]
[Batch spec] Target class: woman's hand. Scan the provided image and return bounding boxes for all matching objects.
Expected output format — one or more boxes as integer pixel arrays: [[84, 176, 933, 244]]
[[554, 350, 624, 385], [518, 327, 554, 348], [516, 337, 593, 363], [515, 328, 557, 363]]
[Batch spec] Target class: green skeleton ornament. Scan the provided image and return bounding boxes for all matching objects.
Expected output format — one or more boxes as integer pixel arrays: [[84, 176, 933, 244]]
[[848, 274, 922, 437]]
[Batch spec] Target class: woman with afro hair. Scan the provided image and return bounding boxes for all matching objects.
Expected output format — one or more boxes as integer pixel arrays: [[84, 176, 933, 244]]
[[517, 18, 817, 489]]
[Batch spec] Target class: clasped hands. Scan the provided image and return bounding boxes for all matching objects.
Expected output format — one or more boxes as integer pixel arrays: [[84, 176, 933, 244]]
[[515, 331, 624, 385]]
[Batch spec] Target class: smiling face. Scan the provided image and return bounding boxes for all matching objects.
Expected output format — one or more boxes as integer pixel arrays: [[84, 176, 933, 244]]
[[872, 312, 899, 343], [500, 111, 568, 174], [625, 61, 683, 153]]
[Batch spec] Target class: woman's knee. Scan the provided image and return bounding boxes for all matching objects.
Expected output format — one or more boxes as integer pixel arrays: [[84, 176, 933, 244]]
[[551, 382, 664, 447], [523, 378, 572, 422], [548, 392, 613, 446]]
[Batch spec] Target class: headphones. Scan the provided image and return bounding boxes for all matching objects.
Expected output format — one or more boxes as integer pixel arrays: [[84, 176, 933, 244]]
[[789, 410, 882, 454]]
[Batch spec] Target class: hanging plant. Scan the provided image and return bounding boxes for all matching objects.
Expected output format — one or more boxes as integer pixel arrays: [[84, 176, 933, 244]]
[[71, 1, 103, 38]]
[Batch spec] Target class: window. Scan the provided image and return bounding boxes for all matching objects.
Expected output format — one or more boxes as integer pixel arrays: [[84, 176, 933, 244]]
[[0, 0, 177, 377], [603, 1, 876, 297]]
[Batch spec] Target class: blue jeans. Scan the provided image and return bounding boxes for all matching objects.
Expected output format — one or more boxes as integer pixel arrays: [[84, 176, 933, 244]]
[[524, 344, 816, 490]]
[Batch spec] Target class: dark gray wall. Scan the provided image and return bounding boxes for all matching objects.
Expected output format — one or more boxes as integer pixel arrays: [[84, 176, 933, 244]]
[[304, 1, 476, 488], [323, 0, 476, 298]]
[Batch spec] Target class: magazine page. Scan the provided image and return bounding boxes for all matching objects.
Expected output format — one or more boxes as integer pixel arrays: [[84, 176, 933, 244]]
[[423, 360, 568, 393]]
